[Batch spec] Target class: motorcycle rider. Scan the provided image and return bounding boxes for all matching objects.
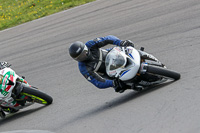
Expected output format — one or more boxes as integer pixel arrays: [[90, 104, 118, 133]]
[[69, 35, 137, 93]]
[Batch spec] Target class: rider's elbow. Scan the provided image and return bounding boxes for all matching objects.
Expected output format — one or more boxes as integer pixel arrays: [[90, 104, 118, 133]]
[[93, 80, 113, 89], [94, 83, 107, 89]]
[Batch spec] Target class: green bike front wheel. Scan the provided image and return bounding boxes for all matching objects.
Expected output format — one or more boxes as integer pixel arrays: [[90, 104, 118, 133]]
[[21, 87, 53, 105]]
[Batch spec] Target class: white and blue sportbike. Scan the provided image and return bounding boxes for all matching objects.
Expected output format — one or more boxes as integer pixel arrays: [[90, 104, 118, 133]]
[[105, 46, 180, 91]]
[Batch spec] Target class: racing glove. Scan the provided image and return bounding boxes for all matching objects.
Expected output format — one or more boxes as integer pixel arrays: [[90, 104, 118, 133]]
[[120, 40, 134, 47], [113, 78, 127, 93], [0, 62, 11, 69]]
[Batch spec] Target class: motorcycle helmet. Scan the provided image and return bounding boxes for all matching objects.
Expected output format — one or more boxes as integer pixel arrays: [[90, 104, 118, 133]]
[[69, 41, 89, 62]]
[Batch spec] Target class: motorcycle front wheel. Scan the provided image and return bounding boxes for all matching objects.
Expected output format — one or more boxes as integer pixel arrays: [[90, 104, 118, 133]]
[[146, 65, 181, 80], [20, 86, 53, 105]]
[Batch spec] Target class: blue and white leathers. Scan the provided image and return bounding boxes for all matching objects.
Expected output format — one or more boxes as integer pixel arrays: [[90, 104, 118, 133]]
[[78, 35, 122, 89]]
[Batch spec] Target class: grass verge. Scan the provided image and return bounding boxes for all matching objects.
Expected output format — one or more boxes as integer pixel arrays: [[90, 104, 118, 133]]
[[0, 0, 95, 31]]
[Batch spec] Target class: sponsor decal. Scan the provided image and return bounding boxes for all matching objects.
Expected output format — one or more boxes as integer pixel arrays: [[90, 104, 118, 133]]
[[1, 69, 4, 75], [5, 74, 14, 92], [0, 70, 15, 97], [128, 53, 134, 59], [127, 48, 134, 59], [127, 48, 133, 53], [114, 47, 121, 52], [2, 75, 8, 86], [109, 70, 117, 75], [120, 69, 130, 78], [1, 90, 8, 96]]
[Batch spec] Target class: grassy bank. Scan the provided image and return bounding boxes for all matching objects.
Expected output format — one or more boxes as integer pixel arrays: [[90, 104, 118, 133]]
[[0, 0, 95, 30]]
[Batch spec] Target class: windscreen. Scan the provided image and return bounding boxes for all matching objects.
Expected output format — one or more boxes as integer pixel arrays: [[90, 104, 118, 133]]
[[105, 49, 125, 71]]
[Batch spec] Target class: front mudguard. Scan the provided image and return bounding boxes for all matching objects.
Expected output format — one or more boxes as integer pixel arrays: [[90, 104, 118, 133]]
[[12, 81, 30, 101], [13, 81, 23, 96]]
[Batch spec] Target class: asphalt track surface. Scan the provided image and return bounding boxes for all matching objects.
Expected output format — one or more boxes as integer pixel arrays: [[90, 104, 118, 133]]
[[0, 0, 200, 132]]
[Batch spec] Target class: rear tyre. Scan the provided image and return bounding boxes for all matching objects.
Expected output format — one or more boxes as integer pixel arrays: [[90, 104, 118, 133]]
[[21, 87, 53, 105], [146, 65, 181, 80]]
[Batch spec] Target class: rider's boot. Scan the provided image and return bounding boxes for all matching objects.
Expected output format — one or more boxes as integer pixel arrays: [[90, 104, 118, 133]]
[[1, 100, 20, 113], [1, 106, 19, 113], [0, 108, 6, 119], [118, 89, 126, 93], [131, 84, 144, 92]]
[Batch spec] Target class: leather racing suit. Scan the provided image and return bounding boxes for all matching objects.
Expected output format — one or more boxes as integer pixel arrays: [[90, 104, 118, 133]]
[[78, 35, 129, 89]]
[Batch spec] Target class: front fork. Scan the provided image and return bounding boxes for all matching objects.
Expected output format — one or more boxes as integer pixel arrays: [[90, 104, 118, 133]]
[[12, 78, 31, 107], [139, 62, 148, 75]]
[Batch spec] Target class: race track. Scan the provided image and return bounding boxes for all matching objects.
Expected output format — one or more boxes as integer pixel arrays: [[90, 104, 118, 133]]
[[0, 0, 200, 132]]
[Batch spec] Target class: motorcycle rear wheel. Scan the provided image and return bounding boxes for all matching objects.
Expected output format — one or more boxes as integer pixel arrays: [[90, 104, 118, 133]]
[[21, 87, 53, 105], [146, 65, 181, 80]]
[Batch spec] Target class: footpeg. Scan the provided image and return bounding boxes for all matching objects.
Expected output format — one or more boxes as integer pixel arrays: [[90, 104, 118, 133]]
[[135, 85, 144, 91], [131, 84, 144, 92]]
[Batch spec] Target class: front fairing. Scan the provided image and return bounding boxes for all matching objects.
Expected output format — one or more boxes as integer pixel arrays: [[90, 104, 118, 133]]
[[0, 68, 18, 99], [105, 46, 141, 81]]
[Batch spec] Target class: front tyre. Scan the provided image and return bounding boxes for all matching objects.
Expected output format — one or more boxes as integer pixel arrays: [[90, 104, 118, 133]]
[[21, 87, 53, 105], [146, 65, 181, 80]]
